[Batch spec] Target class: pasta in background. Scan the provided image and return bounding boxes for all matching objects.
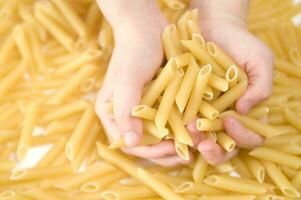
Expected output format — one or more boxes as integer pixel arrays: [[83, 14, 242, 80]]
[[0, 0, 300, 199]]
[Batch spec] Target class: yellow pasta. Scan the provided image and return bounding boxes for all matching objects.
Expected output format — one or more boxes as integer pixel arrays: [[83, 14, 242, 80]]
[[196, 119, 223, 132], [34, 2, 74, 51], [206, 42, 247, 80], [208, 74, 229, 92], [51, 0, 86, 36], [0, 60, 26, 98], [155, 69, 183, 129], [184, 64, 212, 123], [141, 58, 176, 106], [192, 154, 208, 183], [48, 64, 98, 105], [204, 175, 266, 195], [143, 120, 169, 139], [249, 147, 301, 169], [17, 100, 40, 161], [137, 167, 185, 200], [242, 156, 265, 183], [284, 108, 301, 131], [131, 105, 157, 121], [181, 38, 225, 76], [54, 50, 102, 76], [168, 106, 193, 146], [262, 161, 300, 198], [212, 80, 247, 112], [216, 132, 236, 152], [65, 105, 95, 161], [199, 101, 219, 120], [175, 58, 199, 112], [220, 111, 284, 138]]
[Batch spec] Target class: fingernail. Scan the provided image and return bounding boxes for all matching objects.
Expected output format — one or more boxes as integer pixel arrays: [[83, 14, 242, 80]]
[[124, 131, 138, 147]]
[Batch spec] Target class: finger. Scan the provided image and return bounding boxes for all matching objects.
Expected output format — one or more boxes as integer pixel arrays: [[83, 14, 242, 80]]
[[236, 48, 274, 114], [223, 116, 264, 149], [113, 74, 144, 147], [122, 140, 176, 159], [186, 120, 205, 148], [150, 152, 194, 167], [198, 139, 238, 165]]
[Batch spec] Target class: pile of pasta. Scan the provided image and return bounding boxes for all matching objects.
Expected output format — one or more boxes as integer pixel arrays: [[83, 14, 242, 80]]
[[0, 0, 301, 200]]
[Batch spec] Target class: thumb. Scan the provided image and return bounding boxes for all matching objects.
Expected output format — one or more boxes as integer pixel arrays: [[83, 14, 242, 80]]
[[113, 77, 144, 147], [236, 55, 273, 114]]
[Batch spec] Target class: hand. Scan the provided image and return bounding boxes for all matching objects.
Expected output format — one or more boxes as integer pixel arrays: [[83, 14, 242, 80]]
[[191, 0, 274, 165], [95, 0, 198, 166]]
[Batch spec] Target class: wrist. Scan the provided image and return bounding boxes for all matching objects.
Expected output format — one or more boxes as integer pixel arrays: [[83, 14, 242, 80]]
[[190, 0, 249, 27], [97, 0, 167, 32]]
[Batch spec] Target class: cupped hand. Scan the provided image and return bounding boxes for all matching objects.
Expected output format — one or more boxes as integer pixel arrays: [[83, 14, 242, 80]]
[[193, 4, 274, 165], [95, 1, 199, 166]]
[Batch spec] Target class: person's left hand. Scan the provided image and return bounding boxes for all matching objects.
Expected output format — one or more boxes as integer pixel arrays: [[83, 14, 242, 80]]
[[191, 0, 274, 165]]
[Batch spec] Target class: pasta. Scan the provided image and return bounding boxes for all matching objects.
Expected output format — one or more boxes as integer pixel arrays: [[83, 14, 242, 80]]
[[0, 1, 300, 199]]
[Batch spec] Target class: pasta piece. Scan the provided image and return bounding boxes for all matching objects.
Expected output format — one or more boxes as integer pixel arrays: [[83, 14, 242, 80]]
[[24, 188, 65, 200], [207, 42, 247, 80], [137, 167, 185, 200], [187, 20, 202, 36], [174, 53, 192, 68], [71, 124, 100, 171], [262, 161, 300, 198], [168, 106, 193, 146], [192, 154, 208, 183], [175, 181, 226, 195], [48, 64, 98, 105], [141, 58, 176, 106], [80, 171, 127, 192], [199, 195, 256, 200], [162, 24, 184, 59], [292, 170, 301, 191], [184, 64, 212, 123], [208, 74, 229, 92], [196, 119, 223, 132], [143, 120, 169, 139], [249, 147, 301, 169], [181, 39, 225, 76], [36, 137, 68, 167], [55, 163, 115, 190], [54, 50, 102, 76], [242, 156, 265, 183], [13, 24, 32, 62], [131, 105, 157, 121], [204, 175, 267, 195], [10, 165, 72, 181], [17, 100, 40, 161], [65, 105, 95, 161], [41, 100, 88, 123], [284, 108, 301, 131], [175, 141, 190, 161], [225, 65, 239, 88], [275, 59, 301, 79], [51, 0, 86, 36], [34, 2, 74, 51], [212, 80, 247, 112], [220, 111, 284, 138], [216, 132, 236, 152], [0, 60, 26, 98], [0, 34, 16, 64], [155, 69, 183, 129], [199, 101, 219, 120], [231, 157, 253, 179], [175, 58, 199, 112], [177, 11, 190, 40]]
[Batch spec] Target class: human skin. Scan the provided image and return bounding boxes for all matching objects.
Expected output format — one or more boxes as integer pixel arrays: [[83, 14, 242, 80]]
[[95, 0, 274, 166]]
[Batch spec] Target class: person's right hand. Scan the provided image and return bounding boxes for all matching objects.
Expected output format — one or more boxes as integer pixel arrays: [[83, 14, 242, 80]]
[[95, 0, 202, 166]]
